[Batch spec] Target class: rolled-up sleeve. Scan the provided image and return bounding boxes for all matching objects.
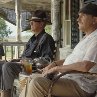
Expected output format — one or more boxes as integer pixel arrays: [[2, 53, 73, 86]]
[[83, 41, 97, 63]]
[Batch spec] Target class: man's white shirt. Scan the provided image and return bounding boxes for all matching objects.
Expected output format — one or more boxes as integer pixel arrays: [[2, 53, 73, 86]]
[[63, 29, 97, 93]]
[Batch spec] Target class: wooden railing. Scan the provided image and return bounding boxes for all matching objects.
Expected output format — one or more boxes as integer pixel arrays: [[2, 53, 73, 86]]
[[1, 42, 27, 60]]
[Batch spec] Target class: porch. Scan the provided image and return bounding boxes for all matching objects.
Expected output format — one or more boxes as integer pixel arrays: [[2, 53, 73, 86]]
[[0, 0, 97, 97], [0, 0, 83, 60], [0, 0, 94, 60]]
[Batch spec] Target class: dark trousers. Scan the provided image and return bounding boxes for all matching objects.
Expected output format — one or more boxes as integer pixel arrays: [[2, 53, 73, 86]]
[[1, 62, 22, 90], [0, 61, 4, 75], [0, 61, 7, 86]]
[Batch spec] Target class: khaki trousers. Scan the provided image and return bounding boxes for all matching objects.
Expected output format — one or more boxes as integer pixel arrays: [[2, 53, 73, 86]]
[[19, 73, 42, 97], [20, 74, 93, 97]]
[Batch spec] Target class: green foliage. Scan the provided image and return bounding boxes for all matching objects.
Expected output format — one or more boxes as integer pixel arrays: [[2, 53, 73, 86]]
[[0, 17, 12, 41], [45, 25, 51, 35]]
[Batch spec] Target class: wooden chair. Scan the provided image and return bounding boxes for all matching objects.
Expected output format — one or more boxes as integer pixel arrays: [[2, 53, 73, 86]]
[[46, 70, 97, 97]]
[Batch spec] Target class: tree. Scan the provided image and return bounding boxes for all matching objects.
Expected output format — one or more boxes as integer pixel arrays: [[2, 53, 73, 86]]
[[0, 17, 12, 41]]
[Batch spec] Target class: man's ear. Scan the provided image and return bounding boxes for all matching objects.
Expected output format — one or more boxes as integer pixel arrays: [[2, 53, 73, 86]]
[[95, 17, 97, 23], [93, 17, 97, 24], [40, 22, 46, 28]]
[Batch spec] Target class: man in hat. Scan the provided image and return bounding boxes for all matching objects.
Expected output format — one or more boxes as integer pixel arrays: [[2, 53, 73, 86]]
[[24, 3, 97, 97], [0, 10, 55, 97]]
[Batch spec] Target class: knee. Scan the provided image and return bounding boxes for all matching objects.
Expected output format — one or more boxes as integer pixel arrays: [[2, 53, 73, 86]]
[[27, 77, 50, 96], [30, 77, 41, 85], [29, 77, 43, 90], [2, 62, 11, 71]]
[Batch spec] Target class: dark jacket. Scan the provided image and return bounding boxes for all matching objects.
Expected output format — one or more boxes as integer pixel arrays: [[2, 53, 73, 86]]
[[21, 29, 55, 61]]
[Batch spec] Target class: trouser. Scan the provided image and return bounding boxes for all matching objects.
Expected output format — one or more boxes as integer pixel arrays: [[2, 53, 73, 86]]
[[19, 73, 42, 97], [21, 75, 94, 97], [0, 61, 7, 88], [1, 62, 22, 90]]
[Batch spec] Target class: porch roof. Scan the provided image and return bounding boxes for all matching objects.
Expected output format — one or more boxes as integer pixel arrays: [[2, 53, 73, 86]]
[[0, 0, 51, 31], [0, 0, 51, 11]]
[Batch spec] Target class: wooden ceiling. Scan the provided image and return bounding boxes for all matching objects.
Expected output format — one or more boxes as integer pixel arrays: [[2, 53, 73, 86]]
[[0, 0, 51, 11], [0, 0, 51, 31]]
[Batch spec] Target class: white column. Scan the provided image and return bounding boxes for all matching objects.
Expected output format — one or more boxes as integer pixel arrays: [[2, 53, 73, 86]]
[[15, 0, 21, 58], [51, 0, 61, 42], [51, 0, 61, 59], [15, 0, 21, 42]]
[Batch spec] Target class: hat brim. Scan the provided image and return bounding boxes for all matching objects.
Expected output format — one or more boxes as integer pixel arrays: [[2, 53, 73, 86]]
[[29, 17, 48, 21], [27, 17, 52, 25], [30, 17, 42, 20]]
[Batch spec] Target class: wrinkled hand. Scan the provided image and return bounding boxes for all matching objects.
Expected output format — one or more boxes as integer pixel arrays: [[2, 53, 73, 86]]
[[43, 62, 54, 72], [15, 60, 24, 66], [42, 62, 55, 73], [20, 60, 24, 64], [42, 65, 51, 74], [42, 66, 57, 77]]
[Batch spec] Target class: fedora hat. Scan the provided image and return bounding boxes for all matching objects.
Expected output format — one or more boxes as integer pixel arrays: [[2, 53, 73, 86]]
[[30, 10, 48, 21]]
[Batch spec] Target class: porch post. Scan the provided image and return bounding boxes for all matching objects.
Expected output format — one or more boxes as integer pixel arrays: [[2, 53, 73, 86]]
[[15, 0, 21, 58], [51, 0, 61, 59], [15, 0, 21, 42]]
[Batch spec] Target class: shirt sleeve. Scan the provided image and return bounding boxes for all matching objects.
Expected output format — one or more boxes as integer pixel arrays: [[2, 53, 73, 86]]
[[83, 41, 97, 64], [40, 35, 56, 62]]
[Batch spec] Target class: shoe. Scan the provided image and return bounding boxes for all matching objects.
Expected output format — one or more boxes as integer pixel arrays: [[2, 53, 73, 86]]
[[0, 90, 1, 97], [1, 90, 11, 97]]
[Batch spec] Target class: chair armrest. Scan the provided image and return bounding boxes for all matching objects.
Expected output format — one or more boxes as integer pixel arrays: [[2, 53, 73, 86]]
[[46, 70, 97, 97], [53, 70, 97, 82]]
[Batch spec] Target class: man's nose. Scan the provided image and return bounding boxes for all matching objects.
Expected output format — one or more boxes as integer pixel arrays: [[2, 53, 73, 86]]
[[77, 17, 81, 23], [30, 21, 33, 25]]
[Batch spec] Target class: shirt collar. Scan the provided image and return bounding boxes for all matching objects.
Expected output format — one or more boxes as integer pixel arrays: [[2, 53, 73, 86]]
[[83, 29, 97, 40], [33, 29, 45, 40]]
